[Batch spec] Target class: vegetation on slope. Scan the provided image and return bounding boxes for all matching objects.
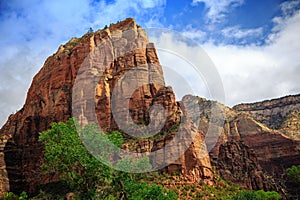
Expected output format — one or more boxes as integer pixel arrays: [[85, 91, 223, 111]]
[[0, 118, 282, 199], [37, 118, 177, 199]]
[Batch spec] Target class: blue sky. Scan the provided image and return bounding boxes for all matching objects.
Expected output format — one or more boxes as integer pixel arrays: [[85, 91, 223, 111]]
[[0, 0, 300, 126]]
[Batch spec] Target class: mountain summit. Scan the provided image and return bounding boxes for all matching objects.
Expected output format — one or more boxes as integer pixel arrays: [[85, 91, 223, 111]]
[[0, 18, 212, 194]]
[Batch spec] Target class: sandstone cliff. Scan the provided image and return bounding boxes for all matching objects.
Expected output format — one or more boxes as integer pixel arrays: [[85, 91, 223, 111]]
[[233, 94, 300, 140], [187, 96, 300, 195], [0, 18, 211, 195], [1, 17, 299, 197], [214, 141, 279, 191]]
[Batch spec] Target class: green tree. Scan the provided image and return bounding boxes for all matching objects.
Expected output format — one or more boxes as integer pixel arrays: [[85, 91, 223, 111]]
[[230, 190, 281, 200], [0, 192, 19, 200], [39, 119, 112, 198], [87, 27, 94, 33], [287, 165, 300, 185], [124, 181, 177, 200], [39, 118, 177, 199], [0, 191, 28, 200]]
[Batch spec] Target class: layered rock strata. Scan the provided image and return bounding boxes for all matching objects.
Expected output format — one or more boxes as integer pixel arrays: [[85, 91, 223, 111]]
[[0, 18, 211, 195], [234, 94, 300, 132], [188, 96, 300, 194]]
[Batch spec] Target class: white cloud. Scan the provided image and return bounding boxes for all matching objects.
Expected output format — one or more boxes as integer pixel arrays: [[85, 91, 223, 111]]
[[191, 0, 244, 23], [182, 25, 207, 42], [202, 10, 300, 106], [91, 0, 166, 29], [148, 30, 225, 103], [280, 0, 300, 17], [140, 0, 166, 9], [150, 8, 300, 107], [221, 26, 263, 39]]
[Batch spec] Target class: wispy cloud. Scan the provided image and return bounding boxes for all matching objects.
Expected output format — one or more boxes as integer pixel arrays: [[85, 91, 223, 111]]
[[191, 0, 244, 23], [204, 9, 300, 105], [182, 25, 207, 42], [221, 26, 263, 39], [280, 0, 300, 17]]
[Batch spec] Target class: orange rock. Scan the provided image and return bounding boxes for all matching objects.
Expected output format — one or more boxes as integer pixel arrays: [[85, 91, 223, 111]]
[[0, 18, 212, 194]]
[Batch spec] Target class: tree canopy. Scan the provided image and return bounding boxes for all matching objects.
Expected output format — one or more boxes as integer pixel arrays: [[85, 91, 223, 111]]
[[39, 118, 177, 199]]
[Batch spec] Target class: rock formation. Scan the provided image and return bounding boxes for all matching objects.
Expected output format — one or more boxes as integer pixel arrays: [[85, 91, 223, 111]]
[[0, 18, 211, 195], [280, 110, 300, 139], [234, 94, 300, 135], [0, 17, 299, 198], [188, 96, 300, 195], [213, 140, 278, 191]]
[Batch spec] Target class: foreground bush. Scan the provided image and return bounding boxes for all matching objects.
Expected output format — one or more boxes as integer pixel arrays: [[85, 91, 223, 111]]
[[230, 190, 281, 200]]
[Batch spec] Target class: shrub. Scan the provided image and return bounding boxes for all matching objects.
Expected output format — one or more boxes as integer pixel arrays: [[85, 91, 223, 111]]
[[287, 165, 300, 185], [124, 181, 177, 200], [230, 190, 281, 200], [0, 192, 27, 200]]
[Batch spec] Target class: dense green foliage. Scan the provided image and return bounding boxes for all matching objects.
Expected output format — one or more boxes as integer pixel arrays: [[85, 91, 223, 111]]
[[0, 192, 27, 200], [123, 182, 177, 200], [39, 119, 111, 197], [230, 190, 281, 200], [286, 165, 300, 185], [38, 118, 177, 199]]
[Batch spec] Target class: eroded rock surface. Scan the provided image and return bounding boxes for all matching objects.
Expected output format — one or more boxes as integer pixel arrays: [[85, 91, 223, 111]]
[[188, 96, 300, 195], [1, 17, 299, 198], [233, 94, 300, 132], [0, 18, 211, 194]]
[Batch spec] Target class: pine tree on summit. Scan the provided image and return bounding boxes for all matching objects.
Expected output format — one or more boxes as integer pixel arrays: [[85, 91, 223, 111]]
[[87, 27, 93, 33]]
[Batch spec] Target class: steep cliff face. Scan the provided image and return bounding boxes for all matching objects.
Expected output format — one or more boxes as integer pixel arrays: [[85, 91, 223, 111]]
[[0, 18, 211, 195], [1, 17, 299, 197], [213, 141, 279, 191], [233, 94, 300, 134], [189, 96, 300, 193]]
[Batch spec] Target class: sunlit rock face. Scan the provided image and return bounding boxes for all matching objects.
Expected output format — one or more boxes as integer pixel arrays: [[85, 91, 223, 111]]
[[1, 17, 299, 197], [0, 18, 212, 194], [233, 94, 300, 139], [192, 96, 300, 196]]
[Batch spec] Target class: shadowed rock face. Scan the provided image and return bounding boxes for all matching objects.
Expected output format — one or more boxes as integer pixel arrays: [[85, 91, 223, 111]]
[[213, 141, 280, 191], [188, 96, 300, 196], [0, 18, 212, 195]]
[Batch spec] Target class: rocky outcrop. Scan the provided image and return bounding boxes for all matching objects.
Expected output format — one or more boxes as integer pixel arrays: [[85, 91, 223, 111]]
[[280, 110, 300, 140], [0, 18, 211, 195], [212, 141, 279, 191], [188, 96, 300, 194], [233, 94, 300, 131]]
